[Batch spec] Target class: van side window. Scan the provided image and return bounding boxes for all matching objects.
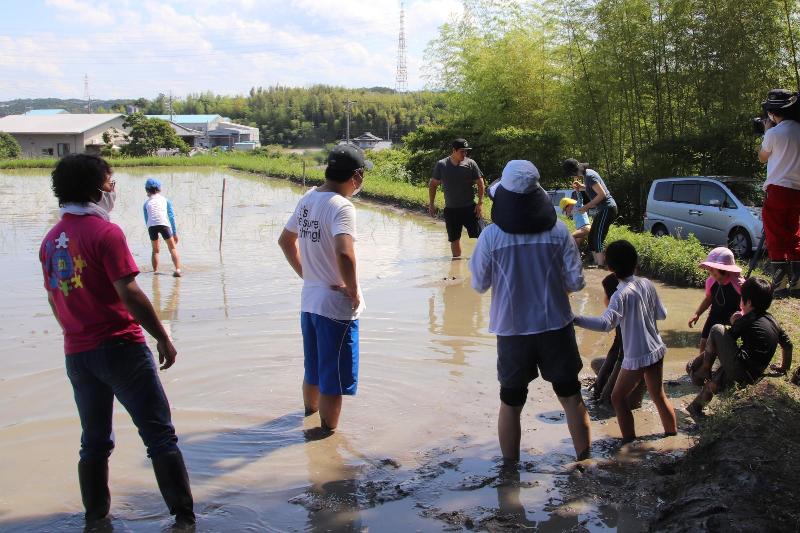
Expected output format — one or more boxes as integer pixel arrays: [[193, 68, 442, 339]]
[[672, 183, 699, 204], [653, 182, 672, 201], [699, 183, 730, 207]]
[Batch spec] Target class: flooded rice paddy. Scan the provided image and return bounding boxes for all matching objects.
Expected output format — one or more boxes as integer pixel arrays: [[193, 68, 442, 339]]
[[0, 168, 703, 532]]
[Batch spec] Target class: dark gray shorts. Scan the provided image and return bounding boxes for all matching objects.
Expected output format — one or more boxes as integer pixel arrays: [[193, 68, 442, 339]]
[[497, 322, 583, 388], [148, 225, 173, 241]]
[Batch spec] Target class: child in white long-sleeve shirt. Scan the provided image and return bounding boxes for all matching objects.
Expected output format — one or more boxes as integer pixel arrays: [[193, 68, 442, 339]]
[[143, 178, 182, 277], [574, 240, 677, 443]]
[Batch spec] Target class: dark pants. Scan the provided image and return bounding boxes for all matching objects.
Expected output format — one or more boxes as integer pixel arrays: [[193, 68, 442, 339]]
[[707, 324, 755, 390], [588, 205, 618, 253], [66, 340, 179, 461]]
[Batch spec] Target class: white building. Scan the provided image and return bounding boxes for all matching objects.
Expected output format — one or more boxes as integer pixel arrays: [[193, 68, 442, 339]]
[[0, 114, 126, 157], [147, 114, 260, 149], [351, 132, 383, 150]]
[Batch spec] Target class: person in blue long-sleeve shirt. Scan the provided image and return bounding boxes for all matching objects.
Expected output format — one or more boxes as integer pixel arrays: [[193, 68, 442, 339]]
[[470, 160, 591, 463], [143, 178, 182, 277]]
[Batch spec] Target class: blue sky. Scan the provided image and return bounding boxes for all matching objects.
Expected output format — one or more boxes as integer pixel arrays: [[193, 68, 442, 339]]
[[0, 0, 464, 101]]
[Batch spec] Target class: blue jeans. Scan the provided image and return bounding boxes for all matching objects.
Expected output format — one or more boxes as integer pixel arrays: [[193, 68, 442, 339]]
[[65, 340, 179, 461]]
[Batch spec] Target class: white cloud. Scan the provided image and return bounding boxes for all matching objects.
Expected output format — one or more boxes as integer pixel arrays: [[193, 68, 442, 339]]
[[45, 0, 115, 26], [0, 0, 460, 100]]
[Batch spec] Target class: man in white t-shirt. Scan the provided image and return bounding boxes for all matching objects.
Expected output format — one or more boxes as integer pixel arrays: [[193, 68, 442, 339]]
[[758, 89, 800, 298], [278, 144, 371, 431]]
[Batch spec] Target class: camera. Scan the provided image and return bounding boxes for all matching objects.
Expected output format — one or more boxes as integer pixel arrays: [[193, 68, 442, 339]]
[[752, 116, 774, 135]]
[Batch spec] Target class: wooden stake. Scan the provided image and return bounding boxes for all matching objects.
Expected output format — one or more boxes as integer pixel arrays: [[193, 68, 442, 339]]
[[219, 178, 226, 251]]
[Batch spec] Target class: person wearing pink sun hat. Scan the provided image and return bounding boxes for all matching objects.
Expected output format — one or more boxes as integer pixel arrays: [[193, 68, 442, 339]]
[[685, 247, 745, 385]]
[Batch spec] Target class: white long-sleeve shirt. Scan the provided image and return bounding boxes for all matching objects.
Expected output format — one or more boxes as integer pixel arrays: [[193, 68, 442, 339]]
[[469, 220, 585, 336], [574, 275, 667, 370]]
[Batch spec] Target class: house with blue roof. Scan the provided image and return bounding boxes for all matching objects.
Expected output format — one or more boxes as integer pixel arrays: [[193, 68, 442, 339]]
[[24, 109, 68, 116], [146, 114, 259, 149]]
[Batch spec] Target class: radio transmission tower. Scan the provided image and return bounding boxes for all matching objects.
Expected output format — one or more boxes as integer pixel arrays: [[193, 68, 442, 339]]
[[395, 1, 408, 93], [83, 74, 92, 113]]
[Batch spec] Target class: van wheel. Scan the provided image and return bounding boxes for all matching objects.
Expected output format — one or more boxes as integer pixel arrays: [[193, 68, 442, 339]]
[[652, 224, 668, 238], [728, 228, 752, 258]]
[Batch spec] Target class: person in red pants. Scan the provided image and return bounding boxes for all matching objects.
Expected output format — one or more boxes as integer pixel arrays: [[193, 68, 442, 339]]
[[758, 89, 800, 298]]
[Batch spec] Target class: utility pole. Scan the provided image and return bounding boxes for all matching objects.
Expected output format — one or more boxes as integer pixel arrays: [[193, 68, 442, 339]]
[[169, 90, 174, 121], [83, 74, 92, 113], [344, 100, 356, 144]]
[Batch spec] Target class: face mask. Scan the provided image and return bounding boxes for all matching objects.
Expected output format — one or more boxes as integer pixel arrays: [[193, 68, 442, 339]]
[[95, 189, 116, 213], [351, 172, 364, 197]]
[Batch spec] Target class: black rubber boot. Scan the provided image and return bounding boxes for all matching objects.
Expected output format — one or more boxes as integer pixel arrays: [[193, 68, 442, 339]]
[[772, 261, 789, 299], [78, 458, 110, 522], [789, 261, 800, 297], [152, 450, 195, 527]]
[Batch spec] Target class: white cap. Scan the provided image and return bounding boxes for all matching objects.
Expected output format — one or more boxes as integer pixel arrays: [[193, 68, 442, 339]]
[[499, 160, 540, 194]]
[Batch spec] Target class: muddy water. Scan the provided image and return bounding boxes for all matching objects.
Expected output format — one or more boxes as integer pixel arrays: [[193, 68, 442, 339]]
[[0, 168, 703, 532]]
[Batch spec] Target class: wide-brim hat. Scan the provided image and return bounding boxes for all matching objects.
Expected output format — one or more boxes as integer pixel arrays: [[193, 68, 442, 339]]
[[762, 89, 799, 112], [500, 160, 540, 193], [490, 160, 556, 235], [700, 246, 741, 273]]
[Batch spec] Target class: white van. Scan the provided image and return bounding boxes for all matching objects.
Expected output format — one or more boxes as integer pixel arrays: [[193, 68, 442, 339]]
[[643, 177, 763, 257]]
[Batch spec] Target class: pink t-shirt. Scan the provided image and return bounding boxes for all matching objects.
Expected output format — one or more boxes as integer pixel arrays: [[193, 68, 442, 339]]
[[40, 214, 145, 354]]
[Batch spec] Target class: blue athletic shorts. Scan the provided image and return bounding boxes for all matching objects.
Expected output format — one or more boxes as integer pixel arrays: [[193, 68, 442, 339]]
[[300, 312, 359, 396]]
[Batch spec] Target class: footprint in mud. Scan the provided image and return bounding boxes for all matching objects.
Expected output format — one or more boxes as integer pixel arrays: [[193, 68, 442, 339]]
[[378, 458, 401, 469], [451, 473, 497, 491], [537, 410, 566, 423]]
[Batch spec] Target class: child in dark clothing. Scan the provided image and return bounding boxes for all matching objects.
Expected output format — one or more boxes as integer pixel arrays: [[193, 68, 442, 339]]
[[686, 247, 743, 385], [687, 277, 793, 418], [590, 274, 645, 407]]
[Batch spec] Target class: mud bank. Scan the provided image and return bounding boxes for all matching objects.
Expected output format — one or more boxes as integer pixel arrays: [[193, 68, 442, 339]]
[[648, 380, 800, 532]]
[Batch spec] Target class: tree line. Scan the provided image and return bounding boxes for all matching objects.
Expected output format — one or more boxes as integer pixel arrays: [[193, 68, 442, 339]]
[[414, 0, 800, 225], [142, 86, 448, 147], [1, 87, 450, 148]]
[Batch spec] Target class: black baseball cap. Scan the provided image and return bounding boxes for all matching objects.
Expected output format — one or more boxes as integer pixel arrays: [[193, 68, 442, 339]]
[[327, 144, 373, 173], [452, 138, 472, 150]]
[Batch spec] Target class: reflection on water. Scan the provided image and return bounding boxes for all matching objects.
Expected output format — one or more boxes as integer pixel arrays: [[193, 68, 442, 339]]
[[301, 431, 363, 532], [427, 259, 486, 375], [0, 168, 704, 531]]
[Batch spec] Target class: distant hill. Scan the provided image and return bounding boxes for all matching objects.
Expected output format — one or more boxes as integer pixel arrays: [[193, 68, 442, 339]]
[[0, 98, 135, 116]]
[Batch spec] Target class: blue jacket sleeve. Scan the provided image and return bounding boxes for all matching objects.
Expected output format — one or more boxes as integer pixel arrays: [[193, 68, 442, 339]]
[[143, 202, 149, 225], [167, 199, 177, 235], [469, 232, 492, 293], [560, 224, 585, 293]]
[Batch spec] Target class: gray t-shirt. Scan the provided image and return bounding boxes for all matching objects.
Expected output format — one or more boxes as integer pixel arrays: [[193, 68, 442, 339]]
[[584, 169, 616, 209], [433, 157, 483, 208]]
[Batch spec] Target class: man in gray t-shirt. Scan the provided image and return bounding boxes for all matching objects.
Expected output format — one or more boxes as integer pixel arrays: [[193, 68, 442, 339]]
[[428, 138, 486, 259]]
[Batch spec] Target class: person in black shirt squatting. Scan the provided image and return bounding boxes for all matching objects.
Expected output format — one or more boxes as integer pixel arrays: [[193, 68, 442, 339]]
[[429, 138, 486, 259], [687, 277, 793, 418]]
